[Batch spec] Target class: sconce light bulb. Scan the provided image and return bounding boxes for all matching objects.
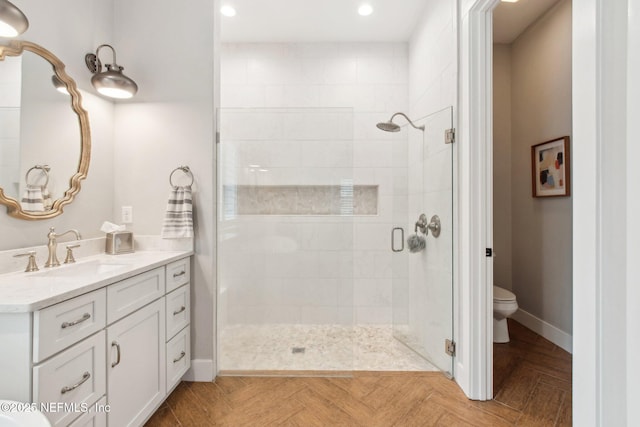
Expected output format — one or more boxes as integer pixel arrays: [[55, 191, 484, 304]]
[[0, 0, 29, 37], [91, 68, 138, 99]]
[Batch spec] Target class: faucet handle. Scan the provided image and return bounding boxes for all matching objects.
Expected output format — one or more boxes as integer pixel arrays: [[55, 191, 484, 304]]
[[14, 251, 39, 272], [64, 244, 81, 264]]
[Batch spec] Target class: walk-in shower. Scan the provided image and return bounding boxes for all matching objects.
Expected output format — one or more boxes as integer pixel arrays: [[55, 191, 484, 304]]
[[217, 105, 454, 376]]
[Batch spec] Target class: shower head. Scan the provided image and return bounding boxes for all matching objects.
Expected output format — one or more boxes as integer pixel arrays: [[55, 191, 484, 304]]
[[376, 112, 425, 132], [376, 121, 401, 132]]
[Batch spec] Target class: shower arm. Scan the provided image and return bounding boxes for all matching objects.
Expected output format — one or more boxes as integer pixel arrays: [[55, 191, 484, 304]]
[[390, 112, 425, 131]]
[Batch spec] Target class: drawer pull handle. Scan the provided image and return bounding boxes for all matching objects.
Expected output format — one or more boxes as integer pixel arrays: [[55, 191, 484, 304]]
[[173, 306, 186, 316], [61, 313, 91, 329], [111, 341, 121, 368], [173, 270, 186, 278], [60, 372, 91, 394], [173, 351, 186, 363]]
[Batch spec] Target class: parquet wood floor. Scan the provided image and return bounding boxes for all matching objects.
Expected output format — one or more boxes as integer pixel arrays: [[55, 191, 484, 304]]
[[147, 320, 571, 426]]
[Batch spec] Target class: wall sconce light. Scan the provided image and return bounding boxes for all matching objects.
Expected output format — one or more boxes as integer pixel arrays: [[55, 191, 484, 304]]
[[0, 0, 29, 37], [85, 44, 138, 99]]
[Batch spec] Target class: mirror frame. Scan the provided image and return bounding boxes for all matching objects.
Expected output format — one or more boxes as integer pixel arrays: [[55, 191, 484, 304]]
[[0, 40, 91, 220]]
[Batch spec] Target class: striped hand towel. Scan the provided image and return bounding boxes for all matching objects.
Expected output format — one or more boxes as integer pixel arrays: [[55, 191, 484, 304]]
[[161, 185, 194, 239], [21, 185, 45, 212], [42, 186, 53, 210]]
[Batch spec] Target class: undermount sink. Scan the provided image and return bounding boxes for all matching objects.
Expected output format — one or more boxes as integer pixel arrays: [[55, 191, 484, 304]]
[[32, 260, 130, 277]]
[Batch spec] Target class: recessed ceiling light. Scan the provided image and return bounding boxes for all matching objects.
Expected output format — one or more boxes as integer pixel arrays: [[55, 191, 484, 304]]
[[501, 0, 519, 3], [220, 5, 237, 17], [358, 4, 373, 16]]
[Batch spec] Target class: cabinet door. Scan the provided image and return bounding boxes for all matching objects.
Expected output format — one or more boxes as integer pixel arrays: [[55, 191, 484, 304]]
[[107, 298, 166, 427]]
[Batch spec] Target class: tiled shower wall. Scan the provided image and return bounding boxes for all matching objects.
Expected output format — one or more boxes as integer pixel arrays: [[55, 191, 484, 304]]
[[220, 43, 409, 325]]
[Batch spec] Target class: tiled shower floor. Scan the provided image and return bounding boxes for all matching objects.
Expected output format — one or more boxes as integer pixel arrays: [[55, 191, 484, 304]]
[[219, 324, 436, 372]]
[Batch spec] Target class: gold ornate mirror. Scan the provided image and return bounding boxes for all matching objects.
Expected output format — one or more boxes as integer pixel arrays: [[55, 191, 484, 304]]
[[0, 40, 90, 220]]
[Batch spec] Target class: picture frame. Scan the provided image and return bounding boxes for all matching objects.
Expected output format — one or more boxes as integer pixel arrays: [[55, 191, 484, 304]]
[[531, 136, 571, 198]]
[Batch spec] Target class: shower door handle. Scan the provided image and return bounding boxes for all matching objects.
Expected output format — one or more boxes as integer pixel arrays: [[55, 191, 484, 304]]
[[391, 227, 404, 252]]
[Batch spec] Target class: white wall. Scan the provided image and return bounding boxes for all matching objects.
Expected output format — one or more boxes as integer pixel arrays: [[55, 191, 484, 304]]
[[0, 0, 114, 251], [220, 42, 408, 325], [492, 44, 512, 290], [570, 0, 640, 423], [510, 0, 572, 336], [112, 0, 216, 378]]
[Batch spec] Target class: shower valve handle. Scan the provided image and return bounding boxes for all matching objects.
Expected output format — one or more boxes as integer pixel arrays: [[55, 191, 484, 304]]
[[415, 214, 441, 238], [415, 214, 429, 234]]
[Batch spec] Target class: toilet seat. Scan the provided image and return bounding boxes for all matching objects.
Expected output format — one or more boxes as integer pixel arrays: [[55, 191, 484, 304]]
[[0, 400, 51, 426], [493, 286, 516, 302]]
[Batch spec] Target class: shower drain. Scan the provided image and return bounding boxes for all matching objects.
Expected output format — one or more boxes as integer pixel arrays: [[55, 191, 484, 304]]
[[291, 347, 306, 354]]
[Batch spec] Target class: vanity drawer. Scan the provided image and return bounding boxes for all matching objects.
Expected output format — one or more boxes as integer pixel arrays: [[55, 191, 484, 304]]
[[107, 267, 165, 324], [33, 288, 106, 363], [166, 326, 190, 392], [166, 284, 190, 341], [33, 331, 106, 427], [68, 396, 107, 427], [166, 258, 190, 293]]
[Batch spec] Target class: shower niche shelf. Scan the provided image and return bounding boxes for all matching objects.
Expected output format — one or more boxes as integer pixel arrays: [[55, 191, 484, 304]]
[[223, 184, 378, 216]]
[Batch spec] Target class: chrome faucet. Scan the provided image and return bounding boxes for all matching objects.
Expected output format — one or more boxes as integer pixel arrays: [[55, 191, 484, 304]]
[[45, 227, 82, 268]]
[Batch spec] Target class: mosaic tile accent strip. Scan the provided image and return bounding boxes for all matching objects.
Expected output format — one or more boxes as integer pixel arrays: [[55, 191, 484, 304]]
[[224, 185, 378, 215]]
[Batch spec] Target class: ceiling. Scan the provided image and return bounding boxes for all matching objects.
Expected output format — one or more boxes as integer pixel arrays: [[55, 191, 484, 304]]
[[220, 0, 428, 42], [220, 0, 562, 45], [493, 0, 562, 44]]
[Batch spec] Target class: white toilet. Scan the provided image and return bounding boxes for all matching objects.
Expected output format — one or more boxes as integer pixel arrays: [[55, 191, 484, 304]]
[[0, 400, 51, 426], [493, 286, 518, 343]]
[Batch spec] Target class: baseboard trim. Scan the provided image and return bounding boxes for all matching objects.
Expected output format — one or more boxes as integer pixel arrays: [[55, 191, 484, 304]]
[[511, 309, 573, 354], [182, 359, 214, 382]]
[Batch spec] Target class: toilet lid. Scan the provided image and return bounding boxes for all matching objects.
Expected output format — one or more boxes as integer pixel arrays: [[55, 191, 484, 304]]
[[0, 400, 51, 427], [494, 286, 516, 301]]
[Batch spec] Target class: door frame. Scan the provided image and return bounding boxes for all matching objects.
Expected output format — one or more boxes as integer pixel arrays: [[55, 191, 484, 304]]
[[457, 0, 500, 400]]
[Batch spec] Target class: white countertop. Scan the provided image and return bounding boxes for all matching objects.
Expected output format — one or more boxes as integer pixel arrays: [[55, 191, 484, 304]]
[[0, 250, 193, 313]]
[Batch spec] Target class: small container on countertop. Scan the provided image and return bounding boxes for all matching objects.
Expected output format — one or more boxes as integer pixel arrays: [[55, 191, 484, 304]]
[[105, 231, 134, 254]]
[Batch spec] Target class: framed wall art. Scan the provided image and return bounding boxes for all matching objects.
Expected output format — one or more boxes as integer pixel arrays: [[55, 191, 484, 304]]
[[531, 136, 571, 197]]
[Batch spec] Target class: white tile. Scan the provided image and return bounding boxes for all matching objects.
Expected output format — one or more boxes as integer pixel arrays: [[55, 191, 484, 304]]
[[300, 58, 328, 84], [300, 141, 353, 168], [324, 58, 358, 84], [354, 223, 389, 251], [355, 307, 392, 324], [357, 57, 395, 84], [221, 85, 266, 108], [221, 56, 248, 85], [283, 85, 321, 107], [354, 278, 392, 307]]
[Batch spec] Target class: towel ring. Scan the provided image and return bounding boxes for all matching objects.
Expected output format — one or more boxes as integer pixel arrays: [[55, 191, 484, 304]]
[[25, 165, 50, 187], [169, 166, 194, 187]]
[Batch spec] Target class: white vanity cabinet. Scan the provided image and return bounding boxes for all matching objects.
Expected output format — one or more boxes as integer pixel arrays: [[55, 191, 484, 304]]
[[107, 298, 166, 427], [0, 254, 192, 427]]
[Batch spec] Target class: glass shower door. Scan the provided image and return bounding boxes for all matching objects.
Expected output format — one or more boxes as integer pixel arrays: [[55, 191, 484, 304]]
[[217, 107, 355, 375], [391, 106, 454, 377]]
